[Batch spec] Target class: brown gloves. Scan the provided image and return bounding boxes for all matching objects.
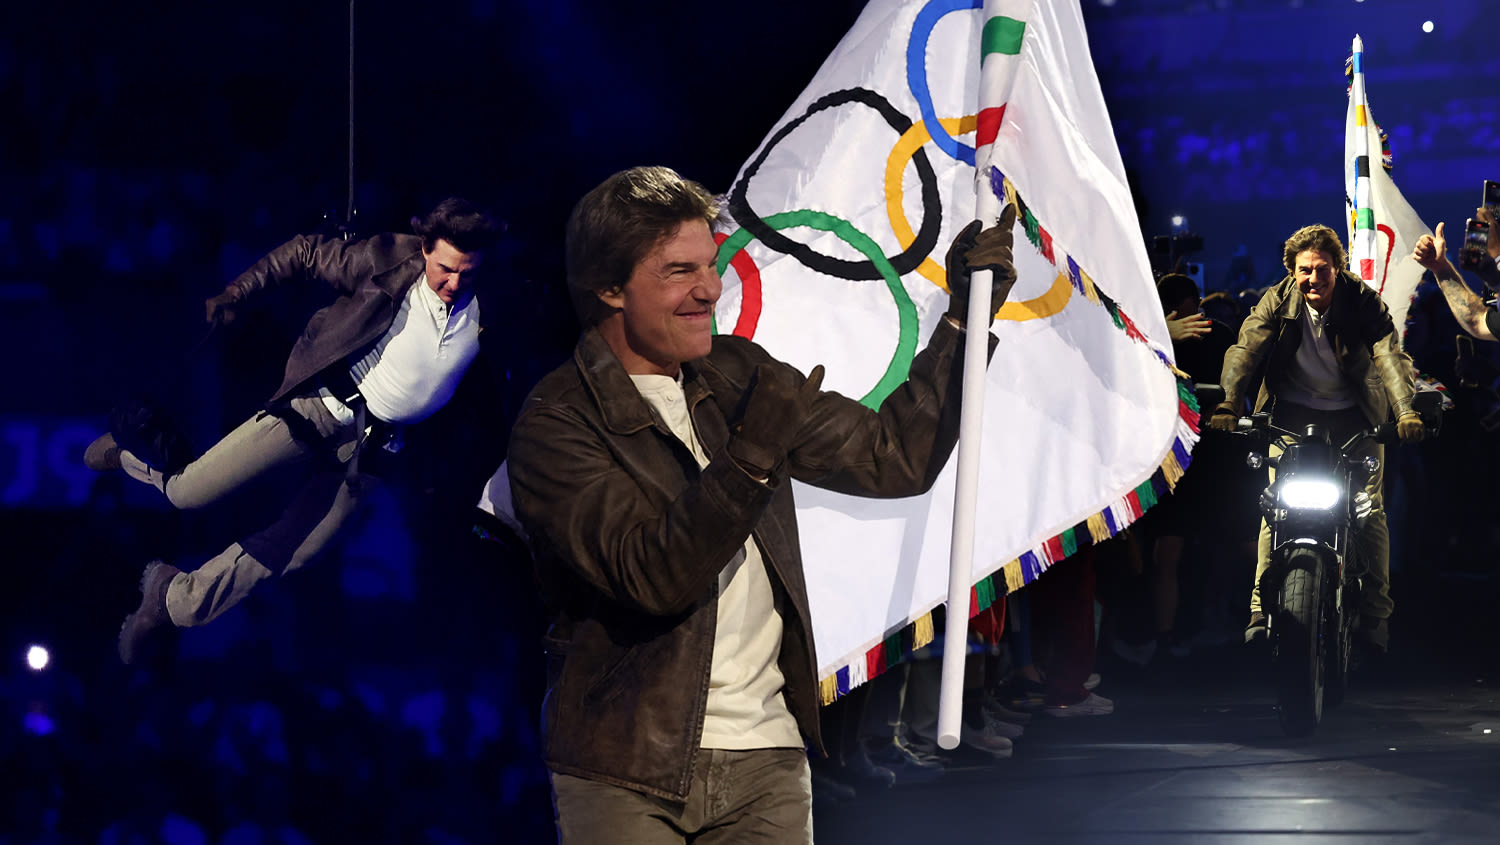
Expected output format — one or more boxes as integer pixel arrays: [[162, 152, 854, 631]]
[[727, 363, 826, 480], [945, 204, 1019, 328], [1206, 403, 1239, 432], [1396, 411, 1425, 443]]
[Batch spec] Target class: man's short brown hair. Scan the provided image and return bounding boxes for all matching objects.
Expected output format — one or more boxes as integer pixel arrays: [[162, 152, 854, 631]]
[[1282, 224, 1348, 274], [565, 166, 720, 327]]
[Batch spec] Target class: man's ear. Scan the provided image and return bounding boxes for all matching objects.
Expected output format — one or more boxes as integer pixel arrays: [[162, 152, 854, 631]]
[[598, 286, 625, 310]]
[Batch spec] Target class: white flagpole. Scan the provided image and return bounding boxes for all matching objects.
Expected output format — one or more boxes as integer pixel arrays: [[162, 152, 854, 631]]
[[937, 0, 1027, 750], [1349, 34, 1376, 283]]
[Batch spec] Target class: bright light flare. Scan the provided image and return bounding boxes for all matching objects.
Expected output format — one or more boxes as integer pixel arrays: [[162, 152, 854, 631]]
[[1279, 478, 1341, 510], [26, 645, 49, 671]]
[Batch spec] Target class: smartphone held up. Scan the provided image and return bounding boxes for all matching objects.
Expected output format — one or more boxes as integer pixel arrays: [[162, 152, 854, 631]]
[[1459, 217, 1490, 272]]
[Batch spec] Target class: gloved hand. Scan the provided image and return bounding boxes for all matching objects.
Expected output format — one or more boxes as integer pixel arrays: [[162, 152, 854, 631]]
[[1396, 411, 1425, 443], [204, 288, 240, 326], [727, 363, 826, 480], [1207, 402, 1239, 432], [945, 203, 1019, 327]]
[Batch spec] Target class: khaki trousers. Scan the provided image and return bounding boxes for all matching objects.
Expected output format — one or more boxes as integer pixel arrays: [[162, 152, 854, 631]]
[[1248, 403, 1392, 622], [120, 395, 368, 626], [550, 748, 812, 844]]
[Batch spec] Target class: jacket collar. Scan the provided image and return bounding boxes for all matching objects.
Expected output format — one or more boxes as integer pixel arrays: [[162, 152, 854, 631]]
[[574, 327, 711, 435], [1273, 269, 1361, 327], [373, 247, 425, 300]]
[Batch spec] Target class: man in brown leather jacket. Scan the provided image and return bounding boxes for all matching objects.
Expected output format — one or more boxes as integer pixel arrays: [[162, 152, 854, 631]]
[[1207, 224, 1423, 653], [507, 166, 1016, 842], [84, 198, 505, 663]]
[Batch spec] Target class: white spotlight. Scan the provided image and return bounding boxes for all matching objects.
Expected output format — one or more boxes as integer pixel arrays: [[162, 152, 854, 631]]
[[1422, 21, 1434, 33], [26, 645, 49, 671], [1171, 215, 1186, 228]]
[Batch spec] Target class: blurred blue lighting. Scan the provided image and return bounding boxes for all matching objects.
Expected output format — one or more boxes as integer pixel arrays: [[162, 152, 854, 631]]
[[26, 644, 49, 671], [24, 708, 55, 736]]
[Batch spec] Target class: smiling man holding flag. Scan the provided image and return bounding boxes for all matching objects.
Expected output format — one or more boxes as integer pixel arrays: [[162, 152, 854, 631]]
[[506, 165, 1016, 841]]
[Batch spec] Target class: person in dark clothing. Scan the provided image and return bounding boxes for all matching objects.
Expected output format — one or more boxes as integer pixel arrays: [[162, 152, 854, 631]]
[[85, 198, 506, 663], [1116, 274, 1238, 664], [506, 165, 1017, 843]]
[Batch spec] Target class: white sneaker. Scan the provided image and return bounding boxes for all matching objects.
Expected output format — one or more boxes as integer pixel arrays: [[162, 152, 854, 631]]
[[980, 712, 1025, 739], [1111, 637, 1157, 667], [1044, 692, 1114, 717], [1083, 672, 1101, 690], [959, 723, 1014, 757]]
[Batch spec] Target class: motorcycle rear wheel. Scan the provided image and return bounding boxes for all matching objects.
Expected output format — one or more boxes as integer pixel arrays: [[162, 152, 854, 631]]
[[1273, 553, 1325, 736]]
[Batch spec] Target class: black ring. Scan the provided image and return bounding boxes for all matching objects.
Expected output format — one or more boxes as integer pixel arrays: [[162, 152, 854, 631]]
[[727, 87, 943, 281]]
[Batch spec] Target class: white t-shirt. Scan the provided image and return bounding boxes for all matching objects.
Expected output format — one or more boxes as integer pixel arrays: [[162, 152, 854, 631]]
[[629, 372, 803, 751], [321, 275, 480, 425]]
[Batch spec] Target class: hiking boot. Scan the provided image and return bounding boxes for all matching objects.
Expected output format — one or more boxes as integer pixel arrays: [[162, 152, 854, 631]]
[[1244, 611, 1268, 644], [83, 433, 122, 472], [118, 561, 181, 664]]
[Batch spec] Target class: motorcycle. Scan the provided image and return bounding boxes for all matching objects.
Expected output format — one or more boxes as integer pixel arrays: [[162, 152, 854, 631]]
[[1229, 390, 1440, 736]]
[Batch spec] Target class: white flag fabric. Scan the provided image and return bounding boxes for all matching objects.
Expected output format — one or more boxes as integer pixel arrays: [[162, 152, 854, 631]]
[[714, 0, 1196, 700], [1344, 35, 1430, 338]]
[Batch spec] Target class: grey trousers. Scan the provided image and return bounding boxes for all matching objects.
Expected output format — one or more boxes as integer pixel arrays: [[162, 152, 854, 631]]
[[1248, 402, 1392, 622], [120, 395, 368, 627], [550, 749, 813, 844]]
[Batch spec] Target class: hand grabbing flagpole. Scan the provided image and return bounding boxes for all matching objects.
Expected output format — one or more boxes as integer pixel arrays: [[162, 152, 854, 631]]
[[937, 0, 1029, 750]]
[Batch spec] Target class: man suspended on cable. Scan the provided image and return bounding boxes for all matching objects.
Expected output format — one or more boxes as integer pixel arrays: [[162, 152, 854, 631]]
[[85, 197, 506, 664]]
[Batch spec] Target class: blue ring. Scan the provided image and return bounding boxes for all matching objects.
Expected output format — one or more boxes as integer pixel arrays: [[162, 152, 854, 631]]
[[907, 0, 983, 167]]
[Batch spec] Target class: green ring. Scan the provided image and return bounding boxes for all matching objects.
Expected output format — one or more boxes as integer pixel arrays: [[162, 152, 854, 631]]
[[716, 209, 919, 409]]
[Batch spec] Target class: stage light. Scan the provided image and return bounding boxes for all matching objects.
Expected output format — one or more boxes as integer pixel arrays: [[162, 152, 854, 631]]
[[25, 645, 49, 672], [1171, 215, 1185, 228], [1422, 21, 1434, 33]]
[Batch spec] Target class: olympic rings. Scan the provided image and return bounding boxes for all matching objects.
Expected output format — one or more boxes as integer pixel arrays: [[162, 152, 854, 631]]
[[728, 87, 942, 281], [716, 210, 918, 409], [712, 231, 763, 338], [885, 115, 1074, 321], [907, 0, 983, 166]]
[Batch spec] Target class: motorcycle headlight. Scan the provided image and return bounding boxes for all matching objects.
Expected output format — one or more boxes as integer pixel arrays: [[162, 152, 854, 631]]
[[1278, 478, 1341, 510]]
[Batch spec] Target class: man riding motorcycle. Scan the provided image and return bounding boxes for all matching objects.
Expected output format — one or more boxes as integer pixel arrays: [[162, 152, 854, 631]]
[[1207, 224, 1424, 654]]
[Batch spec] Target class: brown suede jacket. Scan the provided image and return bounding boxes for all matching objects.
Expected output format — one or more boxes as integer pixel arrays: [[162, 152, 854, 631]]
[[506, 318, 991, 800], [219, 232, 431, 406], [1219, 269, 1415, 424]]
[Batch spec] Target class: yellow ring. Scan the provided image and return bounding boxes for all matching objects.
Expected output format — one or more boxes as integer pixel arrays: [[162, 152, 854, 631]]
[[884, 116, 1073, 322]]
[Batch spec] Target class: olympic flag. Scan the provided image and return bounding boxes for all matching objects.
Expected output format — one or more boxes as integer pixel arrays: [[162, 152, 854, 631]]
[[1345, 35, 1430, 338], [713, 0, 1197, 701]]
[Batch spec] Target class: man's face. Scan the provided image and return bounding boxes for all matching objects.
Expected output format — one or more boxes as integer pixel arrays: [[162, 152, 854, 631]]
[[424, 238, 485, 307], [599, 218, 722, 376], [1294, 249, 1337, 313]]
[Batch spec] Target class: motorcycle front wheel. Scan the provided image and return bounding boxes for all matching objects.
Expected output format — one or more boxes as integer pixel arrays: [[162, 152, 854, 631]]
[[1273, 551, 1326, 736]]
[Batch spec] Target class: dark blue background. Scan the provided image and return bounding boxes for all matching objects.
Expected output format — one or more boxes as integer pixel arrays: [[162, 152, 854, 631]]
[[3, 1, 1497, 841]]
